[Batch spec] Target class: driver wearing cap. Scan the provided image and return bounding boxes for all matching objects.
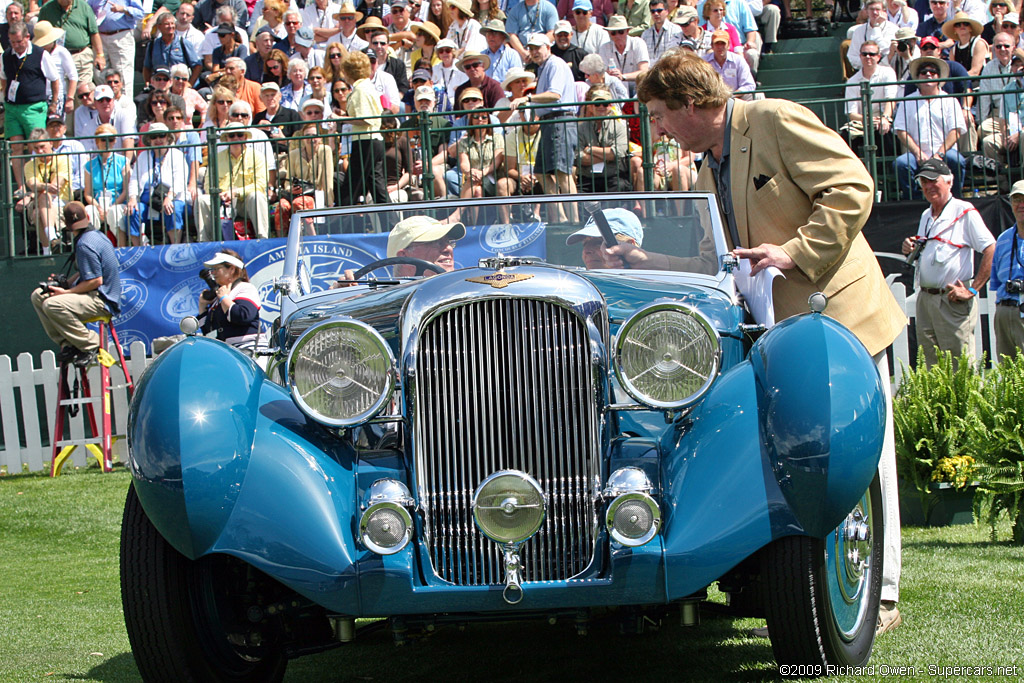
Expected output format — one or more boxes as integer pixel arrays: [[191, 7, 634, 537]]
[[332, 216, 466, 286], [566, 208, 643, 269]]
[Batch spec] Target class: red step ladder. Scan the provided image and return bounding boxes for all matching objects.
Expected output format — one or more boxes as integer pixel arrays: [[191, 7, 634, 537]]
[[50, 315, 134, 476]]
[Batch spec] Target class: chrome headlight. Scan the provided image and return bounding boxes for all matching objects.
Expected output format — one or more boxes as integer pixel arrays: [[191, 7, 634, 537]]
[[472, 470, 546, 545], [614, 301, 720, 409], [604, 467, 660, 547], [288, 318, 396, 427], [359, 479, 414, 555]]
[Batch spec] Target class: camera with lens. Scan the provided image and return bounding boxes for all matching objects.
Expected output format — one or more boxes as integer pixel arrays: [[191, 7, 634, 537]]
[[38, 273, 70, 294], [198, 268, 219, 300], [898, 39, 912, 52], [1006, 279, 1024, 295], [906, 237, 926, 265]]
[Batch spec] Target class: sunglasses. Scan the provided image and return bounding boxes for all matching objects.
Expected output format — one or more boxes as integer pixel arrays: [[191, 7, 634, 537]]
[[148, 133, 168, 140], [954, 22, 970, 27], [918, 67, 940, 75], [340, 15, 355, 19], [173, 76, 188, 81], [651, 7, 665, 12], [392, 6, 405, 11], [216, 99, 233, 104], [995, 43, 1014, 48], [609, 29, 626, 35], [573, 8, 589, 12], [330, 52, 342, 57], [309, 74, 324, 80], [224, 133, 247, 140], [591, 100, 611, 106], [269, 63, 282, 69], [77, 92, 93, 100], [229, 111, 250, 117], [860, 51, 879, 57], [285, 20, 300, 24], [464, 62, 483, 69], [372, 40, 388, 45], [438, 47, 453, 52], [151, 100, 168, 106], [153, 75, 169, 81], [461, 97, 482, 103]]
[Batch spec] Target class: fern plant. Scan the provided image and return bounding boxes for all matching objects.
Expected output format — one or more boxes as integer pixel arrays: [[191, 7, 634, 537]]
[[893, 349, 984, 521], [968, 353, 1024, 543]]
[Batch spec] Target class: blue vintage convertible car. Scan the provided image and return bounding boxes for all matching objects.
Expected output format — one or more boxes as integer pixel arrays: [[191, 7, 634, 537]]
[[121, 194, 885, 681]]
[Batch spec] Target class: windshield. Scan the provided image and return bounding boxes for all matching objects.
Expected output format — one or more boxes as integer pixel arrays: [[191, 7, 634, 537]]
[[282, 193, 727, 293]]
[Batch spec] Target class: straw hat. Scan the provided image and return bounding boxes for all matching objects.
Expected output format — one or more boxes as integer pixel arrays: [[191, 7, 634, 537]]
[[909, 55, 949, 79], [221, 121, 253, 140], [501, 66, 535, 89], [412, 20, 442, 43], [941, 11, 983, 39], [605, 14, 629, 31], [32, 20, 65, 47], [332, 2, 364, 21], [447, 0, 473, 18], [456, 50, 491, 72], [356, 15, 386, 38], [458, 86, 484, 103]]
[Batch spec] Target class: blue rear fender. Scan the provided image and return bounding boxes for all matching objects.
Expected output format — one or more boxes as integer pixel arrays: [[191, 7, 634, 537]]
[[659, 312, 885, 600]]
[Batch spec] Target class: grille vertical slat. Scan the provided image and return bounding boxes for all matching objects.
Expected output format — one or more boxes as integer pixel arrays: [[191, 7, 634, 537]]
[[415, 298, 600, 585]]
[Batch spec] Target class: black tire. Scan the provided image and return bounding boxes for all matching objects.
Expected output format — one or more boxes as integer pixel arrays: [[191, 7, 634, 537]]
[[762, 474, 883, 668], [120, 484, 287, 683]]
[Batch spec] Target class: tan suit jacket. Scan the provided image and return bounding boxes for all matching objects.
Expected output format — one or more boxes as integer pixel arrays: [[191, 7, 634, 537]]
[[695, 98, 907, 356]]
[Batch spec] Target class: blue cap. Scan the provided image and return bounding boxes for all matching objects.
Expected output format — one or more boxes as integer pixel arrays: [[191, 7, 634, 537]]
[[295, 26, 315, 47], [566, 208, 644, 247], [572, 0, 593, 10]]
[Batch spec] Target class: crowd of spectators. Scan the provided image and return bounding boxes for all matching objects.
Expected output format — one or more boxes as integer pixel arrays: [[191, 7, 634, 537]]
[[840, 0, 1024, 199]]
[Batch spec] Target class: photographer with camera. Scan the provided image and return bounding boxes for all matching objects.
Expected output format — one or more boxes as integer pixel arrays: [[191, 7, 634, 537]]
[[197, 250, 264, 354], [889, 28, 921, 90], [30, 201, 121, 369], [989, 181, 1024, 357], [901, 158, 995, 367]]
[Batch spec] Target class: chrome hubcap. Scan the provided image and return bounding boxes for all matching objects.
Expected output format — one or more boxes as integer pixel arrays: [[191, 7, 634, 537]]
[[825, 488, 874, 641]]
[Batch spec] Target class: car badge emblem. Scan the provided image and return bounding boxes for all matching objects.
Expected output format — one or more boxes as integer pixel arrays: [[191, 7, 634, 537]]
[[465, 272, 535, 289]]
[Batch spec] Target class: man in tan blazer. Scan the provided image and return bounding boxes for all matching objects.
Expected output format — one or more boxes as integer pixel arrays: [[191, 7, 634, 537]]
[[628, 51, 906, 634]]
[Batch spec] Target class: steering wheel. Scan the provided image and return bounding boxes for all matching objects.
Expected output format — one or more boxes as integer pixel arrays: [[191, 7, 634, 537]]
[[351, 257, 446, 280]]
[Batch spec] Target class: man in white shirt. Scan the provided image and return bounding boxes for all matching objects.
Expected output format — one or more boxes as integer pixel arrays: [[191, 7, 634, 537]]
[[300, 0, 342, 47], [175, 3, 206, 51], [367, 46, 401, 113], [978, 33, 1022, 160], [598, 14, 649, 91], [893, 56, 967, 198], [481, 19, 523, 85], [641, 0, 681, 63], [848, 0, 899, 70], [79, 85, 136, 154], [333, 2, 369, 53], [198, 5, 249, 58], [900, 157, 995, 367], [844, 40, 899, 156], [570, 0, 609, 54]]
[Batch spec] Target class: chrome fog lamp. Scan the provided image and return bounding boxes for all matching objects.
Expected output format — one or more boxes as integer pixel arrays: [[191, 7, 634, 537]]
[[472, 470, 546, 605], [288, 318, 396, 427], [614, 301, 720, 410], [604, 467, 661, 547], [359, 479, 414, 555], [472, 470, 546, 545]]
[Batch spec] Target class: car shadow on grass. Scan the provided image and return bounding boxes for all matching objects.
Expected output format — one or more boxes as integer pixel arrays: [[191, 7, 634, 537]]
[[285, 611, 781, 682], [62, 652, 139, 682]]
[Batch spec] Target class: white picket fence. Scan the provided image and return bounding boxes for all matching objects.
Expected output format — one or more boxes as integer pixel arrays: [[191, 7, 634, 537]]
[[0, 283, 1005, 474]]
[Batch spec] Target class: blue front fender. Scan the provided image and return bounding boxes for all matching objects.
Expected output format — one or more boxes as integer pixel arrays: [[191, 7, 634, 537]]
[[128, 338, 364, 612], [661, 313, 884, 599]]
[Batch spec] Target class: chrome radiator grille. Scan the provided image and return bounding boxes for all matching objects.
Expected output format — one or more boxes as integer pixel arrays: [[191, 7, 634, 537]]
[[414, 298, 601, 585]]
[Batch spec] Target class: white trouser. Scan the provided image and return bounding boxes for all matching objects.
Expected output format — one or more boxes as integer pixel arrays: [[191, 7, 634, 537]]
[[100, 30, 137, 104], [874, 350, 901, 604], [196, 191, 270, 241], [85, 198, 128, 236]]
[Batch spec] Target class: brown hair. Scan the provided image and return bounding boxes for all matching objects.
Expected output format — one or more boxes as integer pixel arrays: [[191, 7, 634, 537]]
[[341, 50, 372, 82], [636, 50, 731, 110], [221, 248, 250, 282]]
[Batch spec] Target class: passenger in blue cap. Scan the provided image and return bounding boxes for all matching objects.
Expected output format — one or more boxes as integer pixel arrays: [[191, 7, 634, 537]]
[[566, 207, 644, 269]]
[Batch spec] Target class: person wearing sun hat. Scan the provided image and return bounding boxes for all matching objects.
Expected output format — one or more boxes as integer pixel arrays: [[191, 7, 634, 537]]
[[411, 20, 443, 67], [943, 10, 989, 77], [597, 14, 649, 90], [196, 121, 269, 241], [504, 0, 558, 60], [31, 21, 77, 118], [431, 37, 469, 113], [480, 18, 522, 83], [445, 0, 487, 56], [454, 50, 504, 106], [197, 248, 265, 353], [552, 19, 588, 80], [892, 55, 967, 200], [704, 28, 755, 97], [332, 2, 369, 52]]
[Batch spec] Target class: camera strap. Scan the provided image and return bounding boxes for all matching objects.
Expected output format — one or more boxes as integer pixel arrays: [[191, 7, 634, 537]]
[[920, 200, 972, 249]]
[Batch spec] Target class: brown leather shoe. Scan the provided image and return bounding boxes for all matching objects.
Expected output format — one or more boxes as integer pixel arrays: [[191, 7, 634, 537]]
[[877, 601, 902, 634]]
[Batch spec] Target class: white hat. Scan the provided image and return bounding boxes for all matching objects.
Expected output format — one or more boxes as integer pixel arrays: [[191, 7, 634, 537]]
[[203, 251, 245, 269], [387, 216, 466, 257], [554, 20, 572, 34], [220, 121, 253, 140], [301, 98, 326, 112], [94, 85, 115, 100], [414, 84, 436, 101], [526, 32, 551, 47], [436, 37, 458, 50], [501, 66, 536, 89]]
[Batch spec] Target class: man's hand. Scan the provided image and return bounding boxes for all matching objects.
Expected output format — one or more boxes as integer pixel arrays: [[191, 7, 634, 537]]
[[948, 279, 975, 302], [733, 243, 795, 275], [901, 236, 920, 255], [163, 194, 174, 214], [220, 190, 233, 205], [46, 285, 69, 296], [1009, 132, 1020, 152], [329, 269, 359, 288]]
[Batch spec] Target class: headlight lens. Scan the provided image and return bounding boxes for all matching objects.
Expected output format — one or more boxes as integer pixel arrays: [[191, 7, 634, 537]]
[[359, 479, 414, 555], [472, 470, 546, 545], [288, 319, 395, 427], [614, 302, 720, 409]]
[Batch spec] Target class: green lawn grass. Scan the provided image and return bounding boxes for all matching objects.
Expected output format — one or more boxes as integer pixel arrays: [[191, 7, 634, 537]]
[[1, 468, 1022, 682]]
